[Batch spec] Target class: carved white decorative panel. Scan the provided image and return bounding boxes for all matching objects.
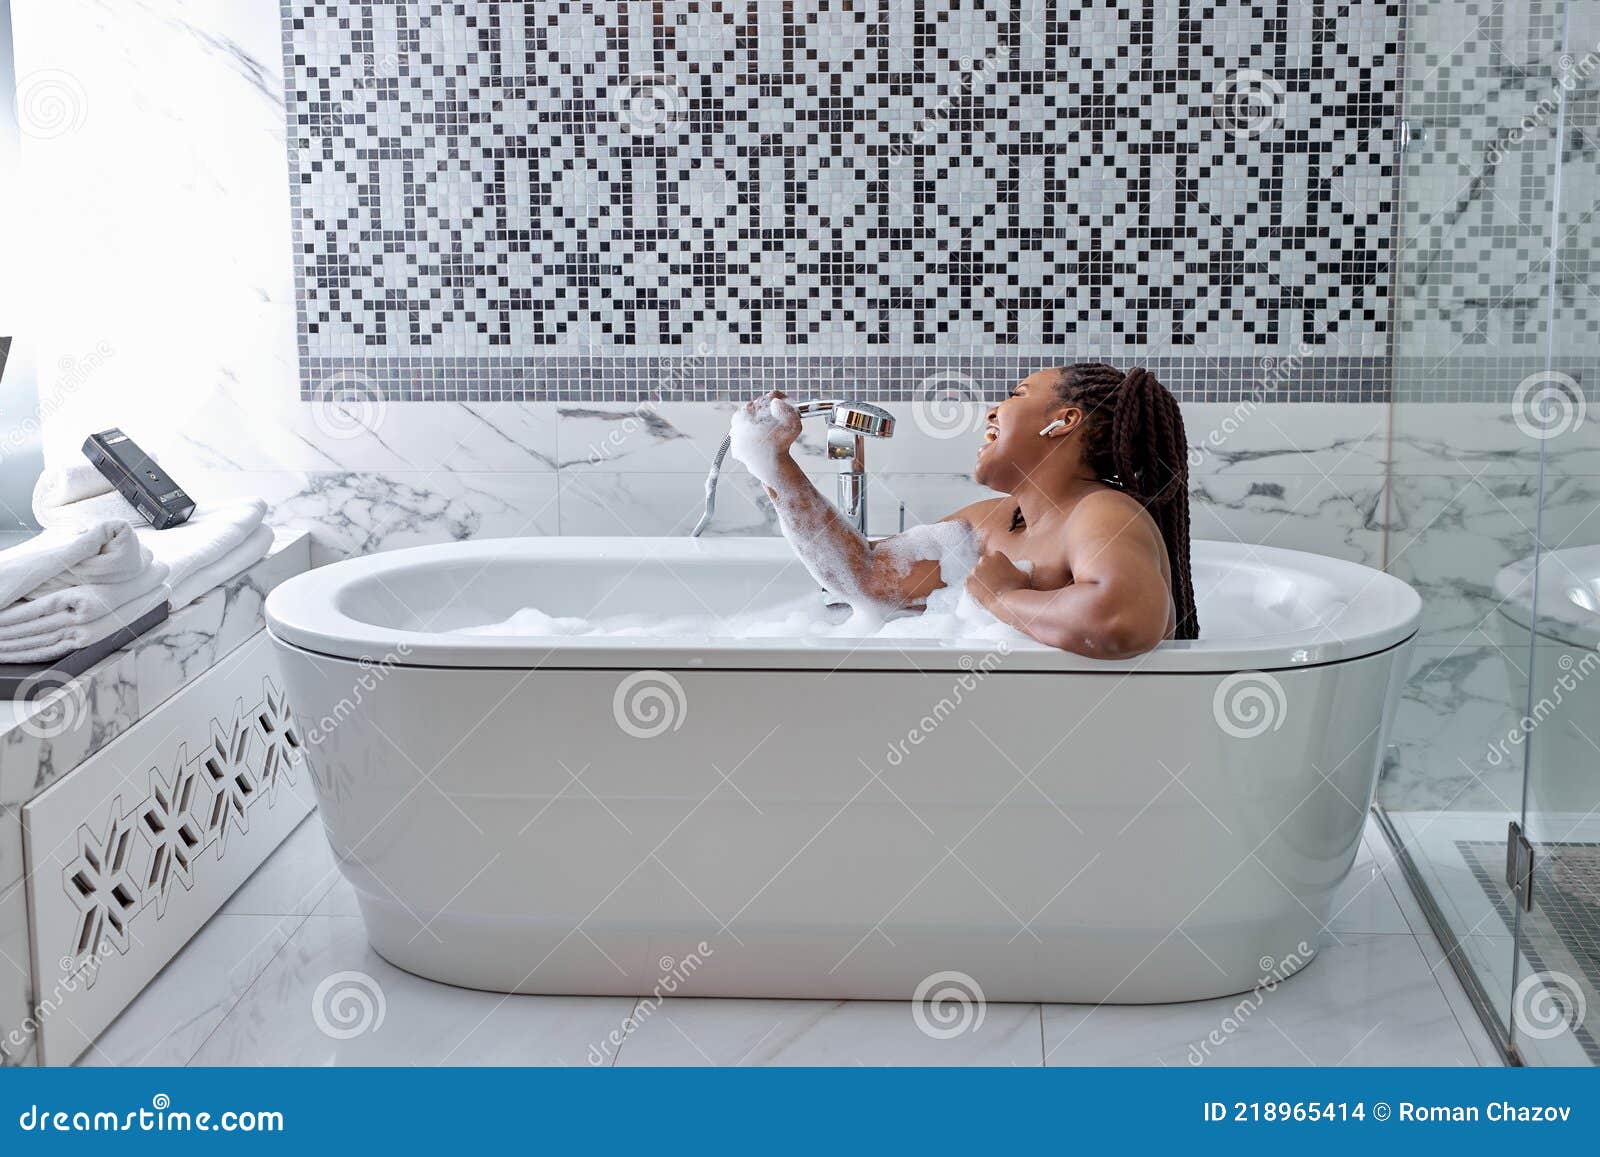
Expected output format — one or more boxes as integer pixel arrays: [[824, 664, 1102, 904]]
[[21, 632, 313, 1065]]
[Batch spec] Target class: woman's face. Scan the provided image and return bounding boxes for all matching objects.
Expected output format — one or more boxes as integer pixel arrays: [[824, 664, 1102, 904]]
[[974, 370, 1074, 492]]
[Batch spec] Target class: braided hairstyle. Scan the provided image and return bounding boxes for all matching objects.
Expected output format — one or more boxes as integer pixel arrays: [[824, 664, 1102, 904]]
[[1010, 363, 1198, 640]]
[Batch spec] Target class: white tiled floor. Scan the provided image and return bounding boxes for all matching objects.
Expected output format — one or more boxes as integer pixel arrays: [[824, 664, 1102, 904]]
[[73, 812, 1501, 1067]]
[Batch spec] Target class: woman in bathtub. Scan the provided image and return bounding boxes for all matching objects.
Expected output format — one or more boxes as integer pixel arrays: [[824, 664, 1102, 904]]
[[732, 363, 1197, 658]]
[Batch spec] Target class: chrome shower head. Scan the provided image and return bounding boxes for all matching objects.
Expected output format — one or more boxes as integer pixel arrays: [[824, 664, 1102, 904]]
[[831, 401, 895, 439], [791, 399, 896, 438]]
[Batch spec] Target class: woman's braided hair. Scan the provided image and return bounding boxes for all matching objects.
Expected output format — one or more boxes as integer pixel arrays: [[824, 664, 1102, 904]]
[[1010, 363, 1198, 640]]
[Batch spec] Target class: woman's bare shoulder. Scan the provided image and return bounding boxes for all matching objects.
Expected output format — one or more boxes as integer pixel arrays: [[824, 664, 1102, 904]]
[[940, 496, 1012, 529]]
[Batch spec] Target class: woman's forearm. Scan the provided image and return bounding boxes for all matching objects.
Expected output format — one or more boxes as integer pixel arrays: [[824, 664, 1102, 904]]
[[762, 455, 888, 604], [976, 584, 1160, 659]]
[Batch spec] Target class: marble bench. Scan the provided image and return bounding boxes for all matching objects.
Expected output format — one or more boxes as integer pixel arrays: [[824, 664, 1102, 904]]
[[0, 530, 314, 1066]]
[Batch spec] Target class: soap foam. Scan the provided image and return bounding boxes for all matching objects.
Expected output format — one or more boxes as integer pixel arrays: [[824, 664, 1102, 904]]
[[455, 520, 1028, 644], [455, 591, 1026, 643], [726, 399, 790, 487]]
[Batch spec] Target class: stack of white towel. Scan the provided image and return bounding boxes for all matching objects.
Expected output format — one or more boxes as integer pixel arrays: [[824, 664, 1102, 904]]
[[0, 463, 274, 665]]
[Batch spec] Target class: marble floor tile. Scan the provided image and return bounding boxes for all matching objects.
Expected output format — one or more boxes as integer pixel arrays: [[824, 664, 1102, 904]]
[[188, 915, 635, 1066], [79, 914, 300, 1067], [612, 997, 1043, 1067], [1043, 933, 1479, 1067], [222, 814, 342, 917], [1326, 836, 1412, 935]]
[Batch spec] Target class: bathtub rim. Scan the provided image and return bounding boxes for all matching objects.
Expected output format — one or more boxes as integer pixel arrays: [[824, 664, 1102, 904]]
[[265, 536, 1421, 675]]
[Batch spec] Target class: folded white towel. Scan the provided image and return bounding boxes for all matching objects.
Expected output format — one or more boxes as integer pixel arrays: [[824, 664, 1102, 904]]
[[0, 522, 143, 609], [0, 585, 169, 664], [32, 462, 148, 529], [141, 500, 269, 607], [0, 562, 172, 637], [168, 524, 274, 610], [30, 460, 269, 609]]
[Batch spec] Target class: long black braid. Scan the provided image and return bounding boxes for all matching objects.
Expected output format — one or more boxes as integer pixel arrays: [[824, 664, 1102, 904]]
[[1009, 363, 1198, 640]]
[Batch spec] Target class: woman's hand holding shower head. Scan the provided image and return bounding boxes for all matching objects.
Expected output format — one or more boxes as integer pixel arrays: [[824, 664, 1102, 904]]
[[729, 390, 804, 488]]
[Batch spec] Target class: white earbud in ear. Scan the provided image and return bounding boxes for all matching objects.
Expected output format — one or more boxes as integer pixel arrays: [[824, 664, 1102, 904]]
[[1038, 418, 1067, 437]]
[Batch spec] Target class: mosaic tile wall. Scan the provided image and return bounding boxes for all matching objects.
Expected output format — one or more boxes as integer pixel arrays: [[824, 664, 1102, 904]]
[[1393, 0, 1600, 399], [281, 1, 1404, 401]]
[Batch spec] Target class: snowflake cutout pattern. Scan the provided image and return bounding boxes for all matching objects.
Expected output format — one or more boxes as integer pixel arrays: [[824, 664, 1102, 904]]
[[136, 744, 207, 917], [61, 797, 141, 986], [251, 677, 305, 807], [200, 714, 257, 857]]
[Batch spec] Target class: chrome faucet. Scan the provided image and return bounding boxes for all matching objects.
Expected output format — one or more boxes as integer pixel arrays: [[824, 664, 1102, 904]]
[[690, 398, 896, 537], [809, 400, 896, 535]]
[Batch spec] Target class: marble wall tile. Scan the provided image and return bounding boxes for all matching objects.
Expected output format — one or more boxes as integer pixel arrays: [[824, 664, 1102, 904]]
[[1390, 403, 1552, 476], [170, 398, 559, 476], [14, 0, 299, 469], [1378, 644, 1529, 814], [182, 471, 562, 565], [1183, 402, 1390, 477], [1384, 473, 1543, 643], [558, 472, 798, 538], [1190, 475, 1388, 568]]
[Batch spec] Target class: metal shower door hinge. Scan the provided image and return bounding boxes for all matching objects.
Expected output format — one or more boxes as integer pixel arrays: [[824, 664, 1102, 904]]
[[1505, 821, 1535, 912]]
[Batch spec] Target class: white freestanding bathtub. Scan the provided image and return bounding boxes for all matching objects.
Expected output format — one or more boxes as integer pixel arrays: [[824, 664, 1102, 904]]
[[265, 537, 1419, 1004]]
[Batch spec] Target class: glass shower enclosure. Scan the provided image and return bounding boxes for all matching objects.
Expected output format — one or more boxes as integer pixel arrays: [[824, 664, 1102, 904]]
[[1377, 0, 1599, 1065]]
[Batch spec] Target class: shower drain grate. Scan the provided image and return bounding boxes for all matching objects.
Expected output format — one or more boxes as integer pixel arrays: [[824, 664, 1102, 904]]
[[1459, 839, 1600, 1064]]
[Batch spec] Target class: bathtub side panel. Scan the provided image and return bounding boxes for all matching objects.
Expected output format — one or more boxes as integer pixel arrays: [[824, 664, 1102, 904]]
[[276, 644, 1402, 1003]]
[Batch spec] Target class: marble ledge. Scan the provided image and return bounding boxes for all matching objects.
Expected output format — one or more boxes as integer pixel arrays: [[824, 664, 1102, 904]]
[[0, 531, 312, 807]]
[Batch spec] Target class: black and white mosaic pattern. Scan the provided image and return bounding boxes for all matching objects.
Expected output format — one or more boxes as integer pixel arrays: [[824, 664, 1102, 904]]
[[1394, 0, 1600, 399], [281, 1, 1403, 400]]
